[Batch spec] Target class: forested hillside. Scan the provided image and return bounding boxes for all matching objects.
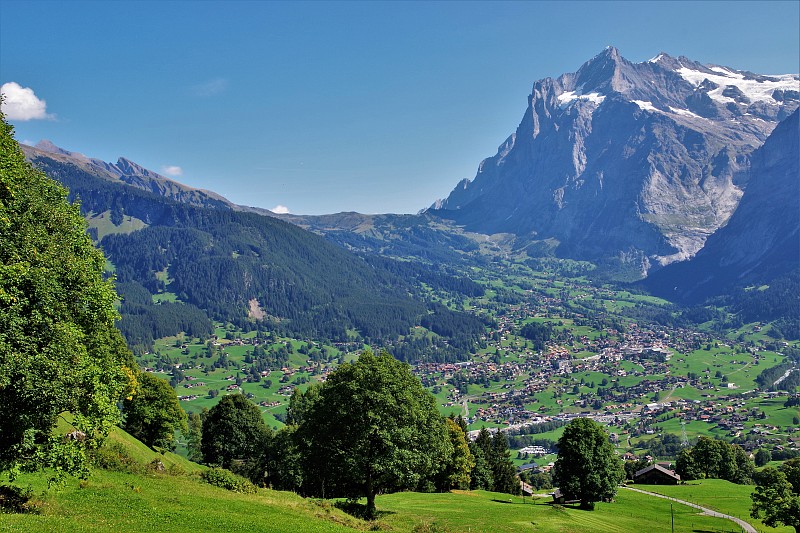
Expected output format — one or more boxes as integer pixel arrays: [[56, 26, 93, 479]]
[[28, 155, 485, 359]]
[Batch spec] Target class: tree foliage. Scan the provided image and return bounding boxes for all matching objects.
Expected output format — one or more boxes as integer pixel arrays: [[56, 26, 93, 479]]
[[0, 112, 134, 480], [467, 428, 520, 494], [553, 418, 624, 509], [751, 458, 800, 532], [122, 372, 187, 450], [434, 418, 474, 491], [200, 394, 271, 475], [185, 410, 205, 463], [297, 349, 450, 518], [675, 437, 753, 484]]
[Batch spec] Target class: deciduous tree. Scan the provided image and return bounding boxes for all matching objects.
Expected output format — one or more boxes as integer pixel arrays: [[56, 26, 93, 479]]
[[201, 394, 271, 477], [435, 417, 474, 491], [0, 111, 135, 481], [299, 349, 449, 518], [553, 417, 624, 509], [122, 372, 187, 450], [751, 460, 800, 533]]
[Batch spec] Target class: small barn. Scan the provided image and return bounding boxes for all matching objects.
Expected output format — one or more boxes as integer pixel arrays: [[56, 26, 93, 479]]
[[634, 464, 681, 485]]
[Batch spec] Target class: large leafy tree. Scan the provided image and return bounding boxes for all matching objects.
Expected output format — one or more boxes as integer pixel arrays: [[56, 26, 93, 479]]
[[122, 372, 187, 450], [676, 437, 753, 483], [299, 349, 450, 518], [434, 417, 474, 491], [553, 417, 624, 509], [201, 394, 271, 476], [751, 458, 800, 532], [0, 111, 134, 480]]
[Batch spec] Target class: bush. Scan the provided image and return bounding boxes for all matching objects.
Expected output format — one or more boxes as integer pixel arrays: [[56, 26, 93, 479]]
[[90, 441, 140, 473], [201, 467, 257, 494]]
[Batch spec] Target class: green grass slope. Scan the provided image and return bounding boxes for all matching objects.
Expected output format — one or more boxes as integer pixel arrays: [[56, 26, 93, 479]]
[[2, 470, 362, 533], [2, 425, 362, 533], [372, 489, 740, 532], [634, 479, 794, 533], [1, 426, 754, 532]]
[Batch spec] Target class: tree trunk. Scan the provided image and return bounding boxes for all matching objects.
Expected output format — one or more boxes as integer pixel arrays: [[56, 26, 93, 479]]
[[366, 470, 376, 520], [366, 490, 376, 520]]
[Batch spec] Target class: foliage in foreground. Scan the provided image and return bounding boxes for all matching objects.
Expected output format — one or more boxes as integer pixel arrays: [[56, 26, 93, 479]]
[[201, 467, 257, 494], [0, 111, 135, 481], [751, 458, 800, 532], [122, 372, 187, 450]]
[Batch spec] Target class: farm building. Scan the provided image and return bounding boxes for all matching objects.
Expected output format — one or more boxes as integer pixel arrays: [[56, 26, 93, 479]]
[[633, 464, 681, 485]]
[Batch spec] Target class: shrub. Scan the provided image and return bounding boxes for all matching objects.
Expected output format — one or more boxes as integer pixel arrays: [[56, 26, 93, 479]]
[[90, 441, 140, 473], [201, 467, 257, 494]]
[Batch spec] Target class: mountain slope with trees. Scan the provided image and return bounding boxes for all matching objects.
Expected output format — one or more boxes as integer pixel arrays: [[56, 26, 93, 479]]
[[24, 146, 488, 360]]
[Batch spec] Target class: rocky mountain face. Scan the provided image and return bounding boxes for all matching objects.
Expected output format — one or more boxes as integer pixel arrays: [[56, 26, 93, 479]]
[[644, 109, 799, 302], [430, 47, 799, 277], [23, 141, 234, 211]]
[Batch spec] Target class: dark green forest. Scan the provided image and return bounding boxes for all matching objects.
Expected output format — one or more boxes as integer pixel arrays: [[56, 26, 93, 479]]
[[31, 157, 488, 360]]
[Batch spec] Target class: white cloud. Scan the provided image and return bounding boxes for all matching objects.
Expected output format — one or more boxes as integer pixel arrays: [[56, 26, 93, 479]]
[[161, 165, 183, 177], [0, 82, 54, 121], [191, 78, 229, 97], [271, 205, 290, 214]]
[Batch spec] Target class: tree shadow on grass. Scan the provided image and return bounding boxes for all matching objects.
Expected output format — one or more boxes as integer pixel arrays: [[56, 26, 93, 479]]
[[0, 485, 43, 514], [548, 502, 596, 511], [491, 498, 516, 504], [333, 500, 396, 520]]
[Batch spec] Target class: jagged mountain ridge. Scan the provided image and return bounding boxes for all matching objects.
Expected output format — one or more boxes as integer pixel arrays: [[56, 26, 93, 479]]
[[23, 141, 246, 212], [430, 47, 799, 276], [644, 109, 799, 302]]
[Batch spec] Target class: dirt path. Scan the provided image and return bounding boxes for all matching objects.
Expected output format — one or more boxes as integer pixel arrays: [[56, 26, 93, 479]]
[[621, 486, 757, 533]]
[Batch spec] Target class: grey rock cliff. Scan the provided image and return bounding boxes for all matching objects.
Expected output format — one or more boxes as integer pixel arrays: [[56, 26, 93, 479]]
[[430, 48, 799, 276], [645, 109, 799, 301]]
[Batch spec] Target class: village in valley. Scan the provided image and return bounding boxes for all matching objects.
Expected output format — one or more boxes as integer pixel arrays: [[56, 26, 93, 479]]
[[137, 257, 800, 470]]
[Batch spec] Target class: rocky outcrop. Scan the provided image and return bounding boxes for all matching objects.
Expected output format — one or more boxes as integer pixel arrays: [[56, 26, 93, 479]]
[[644, 109, 799, 302]]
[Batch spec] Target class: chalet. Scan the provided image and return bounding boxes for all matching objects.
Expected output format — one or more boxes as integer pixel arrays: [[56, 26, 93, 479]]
[[634, 464, 681, 485]]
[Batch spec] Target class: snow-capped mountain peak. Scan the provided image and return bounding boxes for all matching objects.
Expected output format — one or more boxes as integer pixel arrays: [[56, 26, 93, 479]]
[[429, 48, 799, 277]]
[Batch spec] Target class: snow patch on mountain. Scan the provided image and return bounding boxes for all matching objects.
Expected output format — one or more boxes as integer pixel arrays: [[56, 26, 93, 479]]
[[633, 100, 658, 112], [668, 106, 703, 119], [558, 85, 606, 108], [677, 66, 798, 104]]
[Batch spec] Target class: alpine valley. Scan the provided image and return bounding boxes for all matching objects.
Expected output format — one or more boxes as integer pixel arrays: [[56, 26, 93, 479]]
[[11, 47, 800, 532]]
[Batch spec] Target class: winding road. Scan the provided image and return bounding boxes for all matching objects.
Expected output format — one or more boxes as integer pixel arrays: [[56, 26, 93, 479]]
[[621, 486, 757, 533]]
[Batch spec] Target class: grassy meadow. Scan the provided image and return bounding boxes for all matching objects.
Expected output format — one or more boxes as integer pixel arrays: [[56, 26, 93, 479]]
[[633, 479, 794, 533], [2, 474, 752, 533]]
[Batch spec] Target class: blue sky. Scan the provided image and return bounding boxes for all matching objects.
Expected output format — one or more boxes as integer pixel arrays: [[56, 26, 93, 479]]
[[1, 1, 798, 215]]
